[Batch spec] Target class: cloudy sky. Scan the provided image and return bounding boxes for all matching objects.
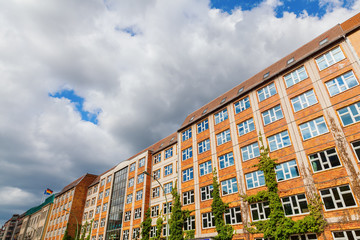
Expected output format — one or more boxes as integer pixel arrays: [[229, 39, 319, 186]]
[[0, 0, 359, 225]]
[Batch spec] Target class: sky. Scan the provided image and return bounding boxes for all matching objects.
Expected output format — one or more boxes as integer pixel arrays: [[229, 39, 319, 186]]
[[0, 0, 359, 226]]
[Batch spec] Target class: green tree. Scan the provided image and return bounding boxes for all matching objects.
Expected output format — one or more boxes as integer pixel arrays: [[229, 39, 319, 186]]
[[141, 208, 152, 240], [155, 216, 163, 240], [211, 168, 234, 240], [242, 136, 326, 240]]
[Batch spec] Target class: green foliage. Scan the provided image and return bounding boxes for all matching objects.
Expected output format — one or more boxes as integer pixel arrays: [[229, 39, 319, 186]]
[[80, 222, 88, 240], [141, 208, 152, 240], [154, 216, 163, 240], [211, 168, 234, 240], [86, 220, 93, 240], [242, 136, 327, 240], [62, 225, 73, 240], [184, 230, 195, 240]]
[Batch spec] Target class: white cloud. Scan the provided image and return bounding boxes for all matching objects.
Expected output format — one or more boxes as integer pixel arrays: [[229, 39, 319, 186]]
[[0, 187, 36, 207]]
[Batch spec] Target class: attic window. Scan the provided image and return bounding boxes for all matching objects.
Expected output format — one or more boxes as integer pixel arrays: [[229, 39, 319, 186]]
[[238, 88, 244, 94], [263, 72, 270, 79], [319, 38, 328, 46], [220, 97, 226, 104], [189, 116, 195, 122], [170, 137, 174, 142], [202, 108, 208, 115], [287, 57, 295, 65]]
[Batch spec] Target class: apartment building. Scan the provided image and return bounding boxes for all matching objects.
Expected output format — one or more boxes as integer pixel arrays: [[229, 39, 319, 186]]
[[177, 12, 360, 240], [1, 215, 20, 240]]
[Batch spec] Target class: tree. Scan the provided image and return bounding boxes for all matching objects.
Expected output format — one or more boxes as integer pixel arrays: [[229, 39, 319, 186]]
[[141, 208, 152, 240], [155, 216, 163, 240], [211, 168, 234, 240]]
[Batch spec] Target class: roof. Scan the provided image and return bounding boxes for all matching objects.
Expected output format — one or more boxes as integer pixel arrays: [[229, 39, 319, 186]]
[[179, 12, 360, 131], [56, 173, 97, 197], [25, 195, 54, 216], [89, 166, 116, 187]]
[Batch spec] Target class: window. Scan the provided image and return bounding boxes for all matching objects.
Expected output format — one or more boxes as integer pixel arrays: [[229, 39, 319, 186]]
[[122, 230, 129, 240], [134, 208, 142, 219], [105, 188, 110, 197], [152, 187, 160, 198], [89, 210, 93, 218], [218, 152, 234, 169], [164, 164, 173, 176], [137, 173, 144, 184], [164, 182, 173, 194], [154, 154, 161, 164], [262, 105, 284, 125], [83, 212, 88, 220], [182, 168, 193, 182], [153, 169, 160, 180], [238, 118, 255, 136], [96, 206, 101, 214], [214, 109, 228, 124], [184, 216, 195, 230], [85, 200, 90, 207], [290, 234, 317, 240], [276, 160, 299, 181], [165, 148, 173, 159], [139, 158, 145, 167], [124, 211, 131, 222], [130, 163, 136, 172], [197, 119, 209, 133], [291, 89, 318, 112], [182, 147, 193, 160], [126, 194, 132, 204], [107, 176, 112, 183], [93, 220, 98, 228], [332, 230, 360, 240], [337, 101, 360, 126], [217, 129, 231, 145], [198, 139, 210, 154], [100, 179, 105, 186], [309, 148, 341, 172], [162, 224, 169, 237], [268, 130, 291, 152], [320, 185, 356, 210], [132, 228, 140, 239], [202, 212, 215, 229], [100, 218, 105, 227], [163, 202, 172, 214], [98, 235, 103, 240], [201, 185, 213, 201], [102, 203, 108, 212], [128, 178, 134, 188], [257, 83, 277, 102], [241, 142, 260, 161], [151, 206, 159, 217], [136, 190, 143, 201], [182, 128, 192, 141], [284, 66, 308, 88], [183, 190, 194, 205], [98, 192, 103, 200], [234, 97, 250, 114], [245, 170, 265, 189], [150, 226, 156, 238], [225, 207, 242, 225], [299, 116, 329, 140], [250, 202, 270, 221], [221, 178, 238, 195], [352, 140, 360, 161], [282, 194, 309, 216], [199, 160, 212, 176], [326, 71, 358, 96], [315, 46, 345, 71]]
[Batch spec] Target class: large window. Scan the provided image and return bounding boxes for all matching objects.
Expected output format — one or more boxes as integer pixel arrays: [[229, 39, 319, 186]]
[[309, 148, 341, 172], [217, 129, 231, 145], [291, 89, 318, 112], [282, 194, 309, 216], [152, 187, 160, 198], [250, 202, 270, 221], [202, 212, 215, 229], [182, 147, 193, 161], [221, 178, 238, 195], [150, 226, 156, 238], [163, 202, 172, 214], [234, 97, 250, 114], [151, 206, 159, 217], [154, 154, 161, 164], [134, 208, 142, 219], [183, 190, 194, 205], [214, 109, 228, 124], [262, 105, 284, 125], [132, 228, 140, 239], [201, 185, 213, 201], [245, 170, 265, 189], [315, 46, 345, 71], [352, 140, 360, 161], [276, 160, 299, 181], [136, 190, 143, 201], [225, 207, 242, 225], [182, 168, 193, 182], [128, 178, 134, 188], [164, 182, 173, 194], [299, 116, 328, 140], [124, 211, 131, 222], [198, 139, 210, 154], [284, 66, 308, 88], [182, 128, 192, 141], [258, 83, 277, 102], [337, 101, 360, 126], [137, 173, 144, 184], [153, 169, 160, 180], [139, 158, 145, 167], [164, 164, 173, 176], [332, 230, 360, 240], [199, 160, 212, 176], [268, 130, 291, 152], [326, 71, 358, 96], [218, 152, 234, 169], [129, 163, 136, 172], [126, 194, 132, 204], [197, 119, 209, 133], [184, 216, 195, 230], [165, 147, 173, 159], [320, 185, 356, 210], [122, 230, 129, 240], [237, 118, 255, 136], [241, 142, 260, 161]]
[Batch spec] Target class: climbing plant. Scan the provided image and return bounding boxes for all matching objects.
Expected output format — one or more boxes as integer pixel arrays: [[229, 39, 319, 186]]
[[211, 168, 234, 240], [141, 208, 152, 240], [79, 221, 87, 240], [85, 220, 93, 240], [155, 216, 163, 240], [242, 136, 327, 240]]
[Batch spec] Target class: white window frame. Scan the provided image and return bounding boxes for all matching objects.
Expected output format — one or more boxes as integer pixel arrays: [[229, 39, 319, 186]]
[[165, 148, 173, 159], [245, 170, 265, 189], [128, 178, 134, 188], [197, 119, 209, 133], [122, 230, 129, 240], [262, 105, 284, 125], [352, 140, 360, 161], [234, 97, 250, 114], [134, 208, 142, 219], [282, 194, 309, 216], [202, 212, 215, 229], [290, 234, 318, 240], [214, 109, 228, 124], [224, 207, 242, 225], [199, 160, 212, 176], [137, 173, 144, 184], [129, 163, 136, 172], [241, 142, 260, 161], [325, 71, 358, 96], [163, 202, 172, 214], [268, 130, 291, 152], [284, 66, 308, 88], [299, 116, 329, 140], [275, 160, 300, 181], [221, 178, 238, 195], [198, 139, 210, 154], [182, 168, 193, 182], [164, 164, 173, 176], [126, 194, 132, 204], [216, 129, 231, 145], [184, 215, 195, 230], [250, 201, 270, 221], [151, 206, 159, 217], [183, 190, 194, 205], [257, 82, 277, 102], [182, 128, 192, 141], [218, 152, 234, 169], [150, 226, 156, 238], [200, 185, 213, 201], [309, 148, 341, 172], [124, 211, 131, 222], [154, 154, 161, 164], [315, 46, 346, 71], [153, 169, 160, 180], [139, 158, 145, 167], [337, 102, 360, 126], [237, 118, 255, 136], [164, 182, 173, 194], [182, 147, 193, 161], [320, 185, 357, 211], [291, 89, 318, 112], [136, 190, 143, 201], [152, 187, 160, 198], [332, 230, 360, 240]]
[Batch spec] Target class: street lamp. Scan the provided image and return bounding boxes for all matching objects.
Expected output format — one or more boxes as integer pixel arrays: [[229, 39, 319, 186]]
[[143, 171, 169, 240], [63, 208, 79, 240]]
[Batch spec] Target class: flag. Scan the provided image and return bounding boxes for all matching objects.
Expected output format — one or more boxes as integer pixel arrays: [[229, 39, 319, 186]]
[[44, 188, 53, 195]]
